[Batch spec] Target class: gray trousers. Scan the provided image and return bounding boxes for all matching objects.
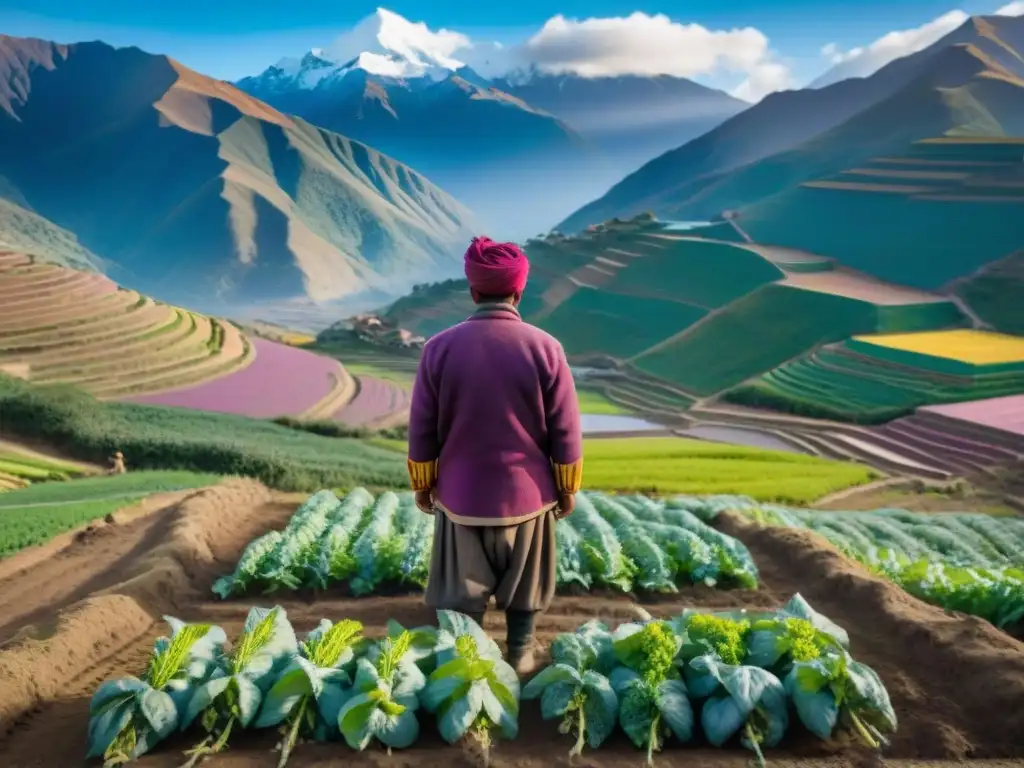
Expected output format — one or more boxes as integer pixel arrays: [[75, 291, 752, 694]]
[[424, 507, 558, 614]]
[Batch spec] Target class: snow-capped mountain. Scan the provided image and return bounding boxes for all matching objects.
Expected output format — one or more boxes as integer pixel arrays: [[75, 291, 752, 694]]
[[237, 8, 747, 237]]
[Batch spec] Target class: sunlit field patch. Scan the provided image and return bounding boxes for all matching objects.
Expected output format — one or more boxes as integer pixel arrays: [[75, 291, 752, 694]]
[[851, 329, 1024, 365]]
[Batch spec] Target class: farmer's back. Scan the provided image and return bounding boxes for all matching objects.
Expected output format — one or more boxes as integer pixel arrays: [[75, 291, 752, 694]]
[[416, 304, 578, 523]]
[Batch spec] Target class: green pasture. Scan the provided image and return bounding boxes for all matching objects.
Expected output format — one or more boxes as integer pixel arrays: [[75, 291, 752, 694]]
[[369, 435, 876, 504]]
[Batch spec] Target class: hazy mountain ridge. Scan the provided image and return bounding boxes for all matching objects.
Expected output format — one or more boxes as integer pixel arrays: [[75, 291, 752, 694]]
[[557, 14, 1024, 233], [0, 35, 475, 315], [236, 9, 748, 237]]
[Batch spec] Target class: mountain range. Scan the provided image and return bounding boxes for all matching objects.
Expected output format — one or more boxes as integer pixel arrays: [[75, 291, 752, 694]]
[[236, 9, 747, 238], [557, 14, 1024, 234], [0, 35, 474, 321]]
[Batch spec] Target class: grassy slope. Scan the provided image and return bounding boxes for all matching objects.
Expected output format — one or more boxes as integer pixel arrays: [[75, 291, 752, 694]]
[[370, 436, 875, 503]]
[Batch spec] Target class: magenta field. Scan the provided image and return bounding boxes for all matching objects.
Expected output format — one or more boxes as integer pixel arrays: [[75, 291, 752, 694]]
[[126, 338, 340, 418], [922, 394, 1024, 437], [334, 376, 410, 426]]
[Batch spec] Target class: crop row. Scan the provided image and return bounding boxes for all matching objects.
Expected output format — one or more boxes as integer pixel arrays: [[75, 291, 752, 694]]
[[683, 494, 1024, 629], [87, 597, 895, 767], [212, 489, 760, 599]]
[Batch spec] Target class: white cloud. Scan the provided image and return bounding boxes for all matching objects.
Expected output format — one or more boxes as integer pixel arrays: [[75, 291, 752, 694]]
[[995, 1, 1024, 14], [289, 8, 791, 102], [814, 9, 968, 86], [509, 12, 791, 101]]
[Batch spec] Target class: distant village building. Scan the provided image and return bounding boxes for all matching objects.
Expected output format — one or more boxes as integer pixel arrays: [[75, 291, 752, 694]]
[[347, 313, 426, 349]]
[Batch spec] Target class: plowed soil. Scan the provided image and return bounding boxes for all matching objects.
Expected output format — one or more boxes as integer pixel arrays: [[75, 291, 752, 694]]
[[1, 480, 1023, 768]]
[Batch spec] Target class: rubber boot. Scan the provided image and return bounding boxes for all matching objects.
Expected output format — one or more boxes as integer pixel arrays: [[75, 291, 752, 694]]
[[464, 610, 486, 628], [505, 610, 538, 678]]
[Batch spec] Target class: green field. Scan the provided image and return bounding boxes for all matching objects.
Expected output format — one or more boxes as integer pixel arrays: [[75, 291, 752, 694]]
[[729, 345, 1024, 424], [371, 435, 875, 503], [0, 375, 408, 492], [632, 284, 882, 395], [605, 237, 784, 308], [537, 287, 706, 359], [576, 388, 626, 415], [0, 470, 222, 557]]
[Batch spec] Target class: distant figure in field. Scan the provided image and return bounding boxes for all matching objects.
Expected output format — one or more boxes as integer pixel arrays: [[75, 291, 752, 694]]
[[407, 236, 583, 677], [108, 451, 126, 475]]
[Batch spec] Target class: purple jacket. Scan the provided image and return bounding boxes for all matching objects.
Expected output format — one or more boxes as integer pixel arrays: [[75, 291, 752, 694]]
[[407, 303, 583, 525]]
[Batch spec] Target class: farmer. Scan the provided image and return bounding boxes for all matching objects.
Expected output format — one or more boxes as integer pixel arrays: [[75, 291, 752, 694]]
[[107, 450, 126, 475], [407, 236, 583, 677]]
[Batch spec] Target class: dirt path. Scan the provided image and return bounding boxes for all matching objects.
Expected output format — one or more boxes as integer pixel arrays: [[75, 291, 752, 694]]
[[1, 482, 1023, 767], [0, 491, 193, 644]]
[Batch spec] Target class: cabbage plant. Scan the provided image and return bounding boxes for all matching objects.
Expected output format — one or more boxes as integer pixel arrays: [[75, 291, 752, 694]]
[[87, 618, 225, 766], [607, 620, 692, 765], [254, 619, 364, 767], [180, 606, 298, 767], [785, 650, 896, 749], [521, 621, 618, 758], [337, 630, 426, 751], [689, 654, 789, 768], [421, 611, 519, 766]]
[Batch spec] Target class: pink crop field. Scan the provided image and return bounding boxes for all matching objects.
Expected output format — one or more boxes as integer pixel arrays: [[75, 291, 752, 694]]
[[334, 376, 410, 426], [922, 394, 1024, 436], [126, 338, 339, 418]]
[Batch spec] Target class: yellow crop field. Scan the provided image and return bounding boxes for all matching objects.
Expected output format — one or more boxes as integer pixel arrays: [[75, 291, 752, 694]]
[[852, 329, 1024, 364]]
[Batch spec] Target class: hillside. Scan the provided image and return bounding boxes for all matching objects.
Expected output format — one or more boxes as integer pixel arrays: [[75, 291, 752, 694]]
[[952, 250, 1024, 334], [557, 14, 1024, 235], [0, 197, 102, 273], [0, 35, 475, 318], [736, 135, 1024, 290], [0, 251, 256, 400], [383, 218, 969, 396]]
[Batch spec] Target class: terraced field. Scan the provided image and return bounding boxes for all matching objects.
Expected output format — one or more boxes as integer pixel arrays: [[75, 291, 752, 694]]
[[739, 137, 1024, 291], [730, 331, 1024, 424], [129, 337, 356, 420], [0, 252, 254, 399], [0, 252, 422, 424], [384, 221, 966, 403]]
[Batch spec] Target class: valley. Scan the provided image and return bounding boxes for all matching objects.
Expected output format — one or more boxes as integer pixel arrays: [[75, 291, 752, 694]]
[[0, 5, 1021, 768]]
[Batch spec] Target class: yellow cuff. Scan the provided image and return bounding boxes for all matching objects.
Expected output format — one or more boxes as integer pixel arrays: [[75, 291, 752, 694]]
[[407, 459, 437, 492], [553, 460, 583, 494]]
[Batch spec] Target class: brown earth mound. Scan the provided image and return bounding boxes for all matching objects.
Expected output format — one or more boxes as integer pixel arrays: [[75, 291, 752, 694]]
[[0, 482, 1022, 767]]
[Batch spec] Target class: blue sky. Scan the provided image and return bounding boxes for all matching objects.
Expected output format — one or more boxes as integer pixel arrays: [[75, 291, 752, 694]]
[[0, 0, 1015, 87]]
